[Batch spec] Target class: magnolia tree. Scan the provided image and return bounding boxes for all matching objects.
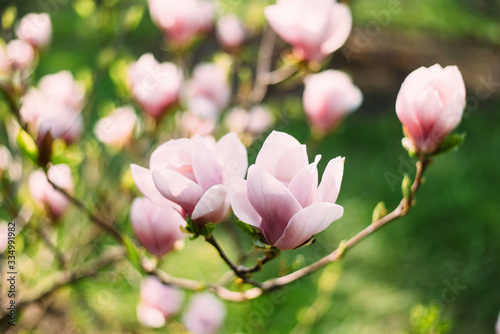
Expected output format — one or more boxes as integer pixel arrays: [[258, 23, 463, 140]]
[[0, 0, 468, 332]]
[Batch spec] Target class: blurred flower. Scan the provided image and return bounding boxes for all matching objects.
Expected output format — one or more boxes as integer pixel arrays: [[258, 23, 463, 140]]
[[29, 164, 73, 218], [130, 197, 185, 257], [265, 0, 352, 62], [20, 71, 85, 143], [0, 145, 12, 176], [128, 53, 182, 119], [137, 276, 183, 328], [185, 63, 230, 117], [216, 14, 246, 50], [230, 131, 344, 250], [16, 13, 52, 49], [131, 133, 247, 226], [225, 106, 273, 137], [178, 111, 216, 138], [183, 293, 226, 334], [303, 70, 362, 133], [6, 39, 35, 71], [148, 0, 214, 44], [94, 106, 137, 148], [396, 64, 466, 154], [0, 222, 7, 253]]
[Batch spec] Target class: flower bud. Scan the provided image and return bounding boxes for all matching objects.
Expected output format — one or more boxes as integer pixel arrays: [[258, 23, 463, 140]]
[[182, 293, 226, 334], [29, 164, 73, 218], [94, 106, 137, 148], [130, 197, 185, 257], [137, 276, 183, 328], [265, 0, 352, 62], [128, 54, 182, 119], [6, 39, 35, 71], [396, 64, 466, 154], [303, 70, 362, 133], [216, 14, 246, 50], [148, 0, 214, 44], [16, 13, 52, 49]]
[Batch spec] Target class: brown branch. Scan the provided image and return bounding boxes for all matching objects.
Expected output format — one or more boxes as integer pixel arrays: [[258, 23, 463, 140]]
[[251, 26, 276, 104], [15, 247, 125, 311]]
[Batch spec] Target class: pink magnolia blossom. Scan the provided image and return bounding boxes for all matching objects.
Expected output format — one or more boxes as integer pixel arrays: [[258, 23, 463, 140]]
[[496, 311, 500, 334], [131, 133, 247, 226], [185, 63, 230, 117], [29, 164, 73, 218], [20, 71, 85, 143], [148, 0, 214, 44], [130, 197, 185, 257], [265, 0, 352, 62], [396, 64, 466, 154], [183, 293, 226, 334], [137, 276, 183, 328], [16, 13, 52, 49], [94, 106, 137, 148], [303, 70, 362, 132], [128, 53, 182, 118], [225, 106, 273, 137], [230, 131, 344, 250], [216, 14, 246, 49], [178, 111, 216, 138], [6, 39, 35, 71]]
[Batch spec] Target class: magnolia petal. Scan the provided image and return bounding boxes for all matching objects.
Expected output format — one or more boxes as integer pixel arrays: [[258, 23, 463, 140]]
[[229, 176, 262, 228], [288, 155, 320, 208], [274, 202, 343, 250], [130, 164, 181, 210], [315, 156, 344, 204], [191, 184, 230, 225], [192, 143, 223, 192], [247, 165, 301, 244], [215, 132, 248, 181], [152, 168, 203, 215]]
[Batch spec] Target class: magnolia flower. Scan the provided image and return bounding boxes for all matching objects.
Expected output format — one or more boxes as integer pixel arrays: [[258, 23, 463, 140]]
[[496, 311, 500, 334], [16, 13, 52, 49], [230, 131, 344, 250], [185, 63, 230, 117], [225, 106, 273, 137], [265, 0, 352, 61], [130, 197, 185, 257], [178, 111, 216, 138], [131, 133, 247, 226], [183, 293, 226, 334], [137, 276, 183, 328], [396, 64, 466, 154], [216, 14, 246, 49], [6, 39, 35, 71], [128, 53, 182, 118], [29, 164, 73, 218], [94, 106, 137, 148], [20, 71, 85, 143], [148, 0, 214, 44], [303, 70, 362, 133]]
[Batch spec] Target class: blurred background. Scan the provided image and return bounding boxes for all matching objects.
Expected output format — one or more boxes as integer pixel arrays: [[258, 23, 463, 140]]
[[1, 0, 499, 333]]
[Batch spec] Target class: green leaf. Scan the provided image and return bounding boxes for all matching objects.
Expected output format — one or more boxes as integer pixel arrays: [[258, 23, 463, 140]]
[[402, 174, 412, 201], [434, 132, 466, 156], [16, 128, 38, 164], [372, 201, 388, 223], [123, 236, 142, 272], [199, 222, 215, 238], [235, 216, 271, 249]]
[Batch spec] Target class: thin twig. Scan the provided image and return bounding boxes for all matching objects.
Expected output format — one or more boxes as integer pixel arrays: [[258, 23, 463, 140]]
[[251, 26, 276, 104]]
